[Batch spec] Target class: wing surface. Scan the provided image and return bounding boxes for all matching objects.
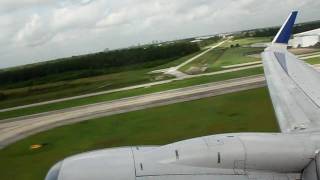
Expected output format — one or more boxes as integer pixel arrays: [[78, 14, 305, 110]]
[[262, 11, 320, 132]]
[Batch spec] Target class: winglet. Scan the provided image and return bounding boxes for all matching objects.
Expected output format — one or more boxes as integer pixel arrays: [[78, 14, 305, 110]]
[[272, 11, 298, 44]]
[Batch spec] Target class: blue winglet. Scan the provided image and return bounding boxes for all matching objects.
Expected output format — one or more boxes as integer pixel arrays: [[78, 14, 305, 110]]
[[273, 11, 298, 44]]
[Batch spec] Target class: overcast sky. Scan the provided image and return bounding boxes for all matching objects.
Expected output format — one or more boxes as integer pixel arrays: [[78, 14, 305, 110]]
[[0, 0, 320, 69]]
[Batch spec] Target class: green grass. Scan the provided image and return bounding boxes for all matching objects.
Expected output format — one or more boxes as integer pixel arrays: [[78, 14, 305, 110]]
[[222, 37, 272, 48], [154, 50, 207, 69], [179, 48, 226, 72], [213, 47, 263, 69], [197, 38, 223, 49], [0, 67, 264, 120], [305, 57, 320, 65], [180, 47, 263, 74], [0, 87, 278, 180]]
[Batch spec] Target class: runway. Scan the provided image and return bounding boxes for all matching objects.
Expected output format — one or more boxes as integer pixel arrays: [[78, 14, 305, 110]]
[[0, 75, 266, 149]]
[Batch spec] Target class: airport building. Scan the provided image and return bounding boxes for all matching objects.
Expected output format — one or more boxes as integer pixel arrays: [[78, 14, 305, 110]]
[[289, 28, 320, 48]]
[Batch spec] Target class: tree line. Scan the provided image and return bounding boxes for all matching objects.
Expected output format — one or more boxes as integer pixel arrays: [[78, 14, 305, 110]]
[[0, 42, 200, 86]]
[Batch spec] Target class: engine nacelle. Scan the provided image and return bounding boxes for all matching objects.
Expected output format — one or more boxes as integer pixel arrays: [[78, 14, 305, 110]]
[[302, 152, 320, 180], [46, 133, 318, 180]]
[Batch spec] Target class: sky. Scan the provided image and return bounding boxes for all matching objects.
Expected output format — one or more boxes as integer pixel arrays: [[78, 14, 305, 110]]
[[0, 0, 320, 69]]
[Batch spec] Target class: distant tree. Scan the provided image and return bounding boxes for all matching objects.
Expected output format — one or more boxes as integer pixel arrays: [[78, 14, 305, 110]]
[[243, 32, 250, 37], [242, 20, 320, 38], [230, 45, 234, 48], [0, 92, 6, 101], [235, 44, 240, 47]]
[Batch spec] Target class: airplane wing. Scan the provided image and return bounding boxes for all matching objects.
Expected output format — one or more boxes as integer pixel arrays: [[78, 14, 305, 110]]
[[262, 11, 320, 133]]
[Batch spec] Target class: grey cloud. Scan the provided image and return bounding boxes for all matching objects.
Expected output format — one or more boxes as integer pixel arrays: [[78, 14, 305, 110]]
[[0, 0, 98, 15], [13, 0, 107, 47], [0, 0, 57, 13], [1, 0, 320, 69]]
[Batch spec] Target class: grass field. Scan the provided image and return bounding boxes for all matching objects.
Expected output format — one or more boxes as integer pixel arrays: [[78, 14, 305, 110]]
[[153, 50, 206, 69], [0, 67, 264, 120], [197, 37, 223, 49], [0, 87, 278, 180], [222, 37, 272, 48], [180, 47, 263, 74], [305, 56, 320, 65], [211, 47, 263, 69], [179, 48, 226, 73]]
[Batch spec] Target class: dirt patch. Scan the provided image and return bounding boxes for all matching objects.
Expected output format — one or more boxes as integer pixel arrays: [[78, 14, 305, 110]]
[[185, 66, 207, 75]]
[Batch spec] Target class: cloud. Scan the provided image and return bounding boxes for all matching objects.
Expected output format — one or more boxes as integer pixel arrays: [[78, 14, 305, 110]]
[[15, 14, 53, 46], [0, 0, 56, 13], [53, 1, 104, 29], [1, 0, 320, 68], [13, 0, 106, 46]]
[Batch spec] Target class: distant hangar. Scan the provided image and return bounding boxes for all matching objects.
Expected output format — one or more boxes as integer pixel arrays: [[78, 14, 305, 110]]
[[289, 28, 320, 48]]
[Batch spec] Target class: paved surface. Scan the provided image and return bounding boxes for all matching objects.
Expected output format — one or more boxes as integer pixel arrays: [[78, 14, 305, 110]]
[[0, 75, 266, 149]]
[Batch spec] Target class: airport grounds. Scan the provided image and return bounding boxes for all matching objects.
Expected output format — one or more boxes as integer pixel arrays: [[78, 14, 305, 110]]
[[0, 35, 319, 180]]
